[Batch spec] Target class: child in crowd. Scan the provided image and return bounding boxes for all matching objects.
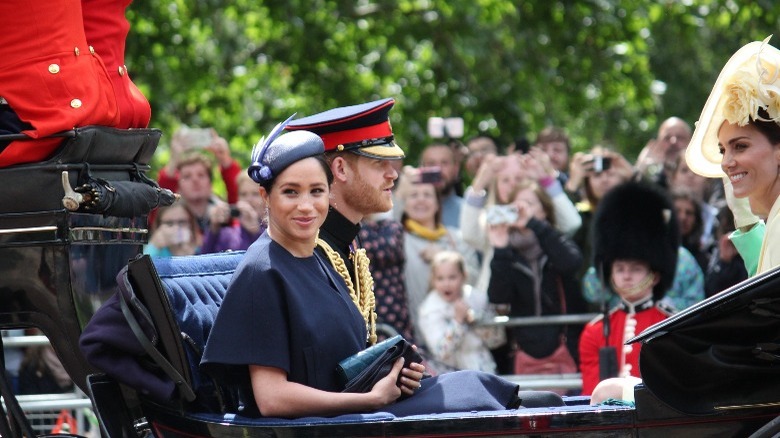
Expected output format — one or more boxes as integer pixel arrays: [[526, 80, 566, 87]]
[[418, 251, 504, 374]]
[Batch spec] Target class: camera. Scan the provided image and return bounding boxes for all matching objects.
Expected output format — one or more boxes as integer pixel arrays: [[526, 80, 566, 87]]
[[417, 166, 443, 184], [427, 117, 464, 139], [486, 204, 518, 225], [591, 156, 612, 173], [229, 206, 241, 218]]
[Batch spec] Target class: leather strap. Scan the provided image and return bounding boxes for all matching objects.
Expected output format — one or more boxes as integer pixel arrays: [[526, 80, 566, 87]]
[[117, 279, 196, 402]]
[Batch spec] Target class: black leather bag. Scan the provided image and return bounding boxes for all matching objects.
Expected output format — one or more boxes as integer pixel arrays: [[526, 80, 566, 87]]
[[337, 335, 422, 394]]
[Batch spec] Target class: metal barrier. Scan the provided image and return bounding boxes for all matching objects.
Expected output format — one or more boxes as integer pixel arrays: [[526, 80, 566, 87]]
[[503, 373, 583, 390], [478, 313, 599, 328], [3, 392, 93, 435], [476, 313, 600, 393], [2, 333, 95, 435]]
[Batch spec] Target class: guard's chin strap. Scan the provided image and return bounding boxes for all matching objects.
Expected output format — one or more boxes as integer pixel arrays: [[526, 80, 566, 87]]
[[610, 272, 656, 300], [598, 264, 618, 381]]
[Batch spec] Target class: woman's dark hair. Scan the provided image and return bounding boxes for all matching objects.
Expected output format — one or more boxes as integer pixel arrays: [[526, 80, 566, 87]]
[[259, 154, 333, 192], [751, 108, 780, 145], [671, 188, 704, 250]]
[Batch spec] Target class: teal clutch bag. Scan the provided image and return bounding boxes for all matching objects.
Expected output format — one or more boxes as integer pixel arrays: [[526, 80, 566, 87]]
[[336, 335, 422, 389]]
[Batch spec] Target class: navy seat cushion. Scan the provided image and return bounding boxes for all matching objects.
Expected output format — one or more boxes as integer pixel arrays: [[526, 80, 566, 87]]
[[152, 251, 245, 405]]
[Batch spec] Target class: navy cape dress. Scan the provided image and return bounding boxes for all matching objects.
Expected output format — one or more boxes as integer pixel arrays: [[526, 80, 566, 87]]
[[201, 232, 522, 417]]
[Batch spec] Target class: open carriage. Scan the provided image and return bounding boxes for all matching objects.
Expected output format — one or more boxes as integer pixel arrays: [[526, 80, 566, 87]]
[[1, 127, 779, 437]]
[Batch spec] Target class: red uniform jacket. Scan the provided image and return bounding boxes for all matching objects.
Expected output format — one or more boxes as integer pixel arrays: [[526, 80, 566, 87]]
[[0, 0, 149, 167], [578, 296, 674, 395]]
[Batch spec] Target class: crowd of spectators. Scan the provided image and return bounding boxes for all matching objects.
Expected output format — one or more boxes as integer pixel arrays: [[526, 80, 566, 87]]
[[141, 116, 746, 396]]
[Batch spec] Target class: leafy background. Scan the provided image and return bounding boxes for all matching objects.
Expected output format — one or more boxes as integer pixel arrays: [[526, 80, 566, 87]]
[[125, 0, 780, 178]]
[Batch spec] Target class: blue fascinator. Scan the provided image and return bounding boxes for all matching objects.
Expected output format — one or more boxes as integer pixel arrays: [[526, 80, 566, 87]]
[[248, 114, 325, 184]]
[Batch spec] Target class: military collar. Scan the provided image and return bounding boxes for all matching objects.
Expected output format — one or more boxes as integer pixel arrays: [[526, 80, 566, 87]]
[[619, 295, 655, 314], [319, 207, 361, 257]]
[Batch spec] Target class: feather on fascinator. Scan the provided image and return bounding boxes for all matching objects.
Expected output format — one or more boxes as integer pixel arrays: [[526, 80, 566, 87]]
[[687, 36, 780, 178], [248, 114, 325, 185]]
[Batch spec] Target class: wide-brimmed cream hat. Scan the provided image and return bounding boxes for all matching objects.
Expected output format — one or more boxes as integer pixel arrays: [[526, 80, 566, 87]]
[[686, 36, 780, 178]]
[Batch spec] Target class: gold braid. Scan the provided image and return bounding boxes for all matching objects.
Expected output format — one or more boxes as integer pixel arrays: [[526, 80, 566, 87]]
[[317, 238, 377, 344]]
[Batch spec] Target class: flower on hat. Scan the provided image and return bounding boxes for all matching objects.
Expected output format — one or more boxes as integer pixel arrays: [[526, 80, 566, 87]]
[[722, 36, 780, 127]]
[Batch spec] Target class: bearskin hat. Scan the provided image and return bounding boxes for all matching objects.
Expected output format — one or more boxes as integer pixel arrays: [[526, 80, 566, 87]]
[[593, 181, 680, 301]]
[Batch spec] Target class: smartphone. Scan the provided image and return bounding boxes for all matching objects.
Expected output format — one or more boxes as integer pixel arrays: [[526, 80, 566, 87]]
[[427, 117, 464, 139], [229, 205, 241, 218], [417, 166, 443, 184], [486, 204, 518, 225], [179, 126, 212, 149], [592, 156, 612, 173]]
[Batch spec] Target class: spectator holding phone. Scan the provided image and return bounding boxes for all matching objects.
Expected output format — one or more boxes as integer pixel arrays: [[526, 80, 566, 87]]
[[462, 152, 582, 294], [486, 180, 586, 375], [463, 135, 498, 182], [157, 127, 242, 230], [144, 202, 201, 257], [201, 172, 267, 254], [398, 179, 479, 344], [419, 144, 463, 228]]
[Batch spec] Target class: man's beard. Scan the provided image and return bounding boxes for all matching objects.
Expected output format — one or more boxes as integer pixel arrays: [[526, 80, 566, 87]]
[[344, 171, 392, 216]]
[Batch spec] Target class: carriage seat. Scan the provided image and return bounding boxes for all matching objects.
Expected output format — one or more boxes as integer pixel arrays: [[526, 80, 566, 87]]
[[0, 126, 160, 214], [83, 251, 595, 436]]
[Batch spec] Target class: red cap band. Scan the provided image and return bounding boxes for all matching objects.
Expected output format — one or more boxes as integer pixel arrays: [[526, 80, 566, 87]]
[[318, 121, 393, 151]]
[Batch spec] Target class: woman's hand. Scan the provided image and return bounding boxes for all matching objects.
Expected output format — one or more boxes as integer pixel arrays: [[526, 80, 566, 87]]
[[419, 244, 441, 263], [149, 223, 174, 249], [566, 151, 589, 193], [398, 357, 426, 397], [369, 358, 405, 407], [603, 150, 635, 181], [236, 200, 262, 234], [487, 223, 510, 248], [512, 200, 533, 229], [471, 154, 500, 193], [526, 148, 556, 179], [204, 131, 234, 169], [208, 201, 232, 232]]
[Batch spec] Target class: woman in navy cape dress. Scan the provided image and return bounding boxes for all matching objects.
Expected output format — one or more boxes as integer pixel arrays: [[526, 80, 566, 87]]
[[201, 117, 525, 419]]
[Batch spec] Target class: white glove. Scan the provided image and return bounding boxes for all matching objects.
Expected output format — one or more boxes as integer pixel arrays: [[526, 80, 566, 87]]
[[723, 177, 759, 229]]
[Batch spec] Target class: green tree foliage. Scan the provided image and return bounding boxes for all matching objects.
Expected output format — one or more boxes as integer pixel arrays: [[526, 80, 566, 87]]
[[124, 1, 780, 172]]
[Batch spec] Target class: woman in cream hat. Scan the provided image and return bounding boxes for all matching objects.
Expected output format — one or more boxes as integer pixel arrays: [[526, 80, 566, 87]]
[[686, 36, 780, 276]]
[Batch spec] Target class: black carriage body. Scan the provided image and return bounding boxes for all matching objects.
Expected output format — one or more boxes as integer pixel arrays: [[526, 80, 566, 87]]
[[0, 126, 158, 393], [85, 252, 780, 438], [1, 127, 780, 437]]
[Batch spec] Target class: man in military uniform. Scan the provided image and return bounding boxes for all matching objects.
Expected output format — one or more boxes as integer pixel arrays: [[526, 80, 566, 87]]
[[284, 98, 410, 346]]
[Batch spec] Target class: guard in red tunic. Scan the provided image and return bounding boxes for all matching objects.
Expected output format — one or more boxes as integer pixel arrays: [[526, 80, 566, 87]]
[[578, 181, 680, 396], [0, 0, 150, 167]]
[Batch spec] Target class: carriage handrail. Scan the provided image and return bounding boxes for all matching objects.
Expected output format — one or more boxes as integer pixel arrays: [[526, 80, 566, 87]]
[[0, 130, 77, 142]]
